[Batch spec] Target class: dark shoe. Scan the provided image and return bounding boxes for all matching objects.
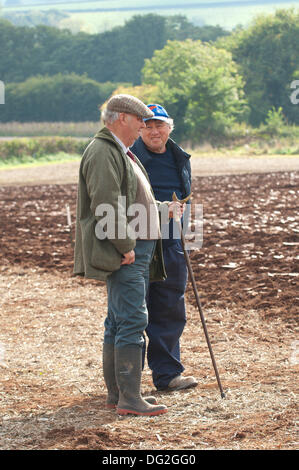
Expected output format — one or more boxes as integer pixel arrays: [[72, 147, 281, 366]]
[[167, 375, 198, 391], [115, 345, 168, 416], [103, 343, 158, 409]]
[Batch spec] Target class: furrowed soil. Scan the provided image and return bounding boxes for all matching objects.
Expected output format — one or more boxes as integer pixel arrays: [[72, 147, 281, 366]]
[[0, 157, 298, 451]]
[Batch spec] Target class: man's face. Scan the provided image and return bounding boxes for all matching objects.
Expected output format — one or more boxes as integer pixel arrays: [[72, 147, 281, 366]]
[[124, 113, 146, 146], [141, 119, 172, 154]]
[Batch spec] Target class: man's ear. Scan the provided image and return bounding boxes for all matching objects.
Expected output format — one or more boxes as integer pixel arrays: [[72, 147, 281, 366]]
[[119, 113, 128, 125]]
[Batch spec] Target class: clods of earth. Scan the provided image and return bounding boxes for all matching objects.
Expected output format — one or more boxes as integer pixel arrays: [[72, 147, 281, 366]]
[[0, 171, 298, 450]]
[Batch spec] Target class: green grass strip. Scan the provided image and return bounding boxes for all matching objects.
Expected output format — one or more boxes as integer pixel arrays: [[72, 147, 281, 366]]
[[0, 152, 81, 170]]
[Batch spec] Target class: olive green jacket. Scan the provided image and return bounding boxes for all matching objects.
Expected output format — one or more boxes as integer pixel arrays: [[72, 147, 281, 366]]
[[73, 127, 166, 282]]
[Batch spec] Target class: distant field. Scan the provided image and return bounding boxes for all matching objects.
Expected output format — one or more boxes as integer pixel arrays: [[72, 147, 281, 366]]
[[3, 0, 298, 30]]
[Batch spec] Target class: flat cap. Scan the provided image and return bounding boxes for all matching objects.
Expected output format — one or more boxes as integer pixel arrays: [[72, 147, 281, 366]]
[[106, 94, 154, 119]]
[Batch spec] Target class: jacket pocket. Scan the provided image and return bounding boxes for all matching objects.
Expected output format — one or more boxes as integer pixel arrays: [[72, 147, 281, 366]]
[[90, 237, 122, 272]]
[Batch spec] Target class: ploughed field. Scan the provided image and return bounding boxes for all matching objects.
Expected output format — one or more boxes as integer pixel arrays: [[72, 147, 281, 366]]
[[0, 170, 298, 450], [1, 171, 298, 317]]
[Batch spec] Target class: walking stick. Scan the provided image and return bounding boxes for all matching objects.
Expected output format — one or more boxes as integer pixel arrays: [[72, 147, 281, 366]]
[[172, 192, 226, 398]]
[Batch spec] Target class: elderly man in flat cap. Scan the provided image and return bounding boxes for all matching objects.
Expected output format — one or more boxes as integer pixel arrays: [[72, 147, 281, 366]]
[[74, 94, 183, 416]]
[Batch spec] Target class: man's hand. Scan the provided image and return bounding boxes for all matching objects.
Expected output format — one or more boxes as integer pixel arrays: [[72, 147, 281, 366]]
[[168, 201, 185, 221], [121, 250, 135, 265]]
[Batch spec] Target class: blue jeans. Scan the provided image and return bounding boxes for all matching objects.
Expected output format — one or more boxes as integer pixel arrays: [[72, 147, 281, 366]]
[[104, 240, 156, 349]]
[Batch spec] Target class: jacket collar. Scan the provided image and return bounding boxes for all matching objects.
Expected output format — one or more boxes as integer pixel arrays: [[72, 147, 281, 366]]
[[131, 136, 191, 166], [94, 126, 127, 156], [94, 126, 116, 142]]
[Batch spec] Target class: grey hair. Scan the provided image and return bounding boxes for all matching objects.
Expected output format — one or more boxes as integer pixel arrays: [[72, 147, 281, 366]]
[[147, 117, 174, 132], [166, 118, 174, 132], [101, 108, 120, 124]]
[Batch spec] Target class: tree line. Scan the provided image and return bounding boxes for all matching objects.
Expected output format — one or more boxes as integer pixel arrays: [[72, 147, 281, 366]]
[[0, 14, 228, 84], [2, 74, 119, 122], [0, 10, 298, 142]]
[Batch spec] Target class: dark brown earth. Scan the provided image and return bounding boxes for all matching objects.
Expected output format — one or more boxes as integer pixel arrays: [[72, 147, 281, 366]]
[[1, 171, 298, 318], [0, 168, 298, 451]]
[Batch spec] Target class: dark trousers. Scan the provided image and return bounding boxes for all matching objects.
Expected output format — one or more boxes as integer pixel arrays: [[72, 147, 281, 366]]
[[145, 239, 188, 389]]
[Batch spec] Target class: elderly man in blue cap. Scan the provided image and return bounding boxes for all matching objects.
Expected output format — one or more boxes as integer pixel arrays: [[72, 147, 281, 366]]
[[131, 104, 198, 392]]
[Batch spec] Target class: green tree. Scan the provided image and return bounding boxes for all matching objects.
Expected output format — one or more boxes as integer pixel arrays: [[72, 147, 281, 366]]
[[263, 106, 287, 136], [0, 14, 167, 85], [0, 14, 230, 86], [217, 8, 299, 125], [89, 14, 167, 85], [0, 74, 120, 122], [165, 15, 229, 42], [0, 20, 76, 82], [142, 39, 247, 143]]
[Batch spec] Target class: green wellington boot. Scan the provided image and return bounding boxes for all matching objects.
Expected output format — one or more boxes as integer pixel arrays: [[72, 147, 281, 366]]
[[115, 344, 168, 416], [102, 343, 158, 409]]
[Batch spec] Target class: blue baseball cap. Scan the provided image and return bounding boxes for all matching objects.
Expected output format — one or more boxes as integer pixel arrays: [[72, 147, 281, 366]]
[[144, 104, 169, 122]]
